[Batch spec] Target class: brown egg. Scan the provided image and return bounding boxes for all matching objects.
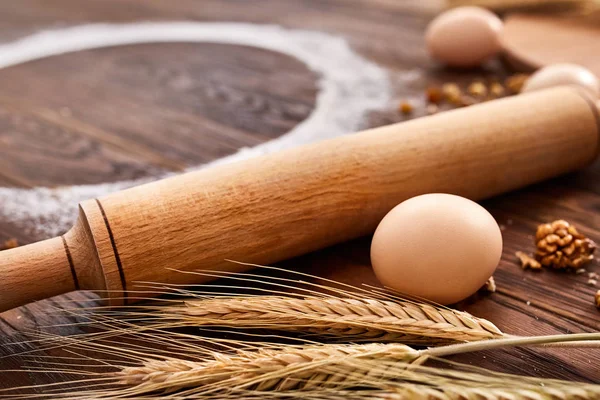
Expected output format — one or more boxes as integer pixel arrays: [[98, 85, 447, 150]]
[[522, 64, 600, 99], [370, 194, 502, 305], [426, 7, 503, 68]]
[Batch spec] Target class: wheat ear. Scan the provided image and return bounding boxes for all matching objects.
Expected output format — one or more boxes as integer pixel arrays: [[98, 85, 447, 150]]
[[150, 295, 504, 344], [114, 333, 600, 396], [6, 333, 600, 398], [116, 343, 420, 393]]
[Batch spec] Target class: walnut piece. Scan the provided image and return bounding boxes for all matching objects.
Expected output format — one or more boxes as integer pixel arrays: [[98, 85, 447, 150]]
[[516, 251, 542, 270], [484, 276, 496, 292], [534, 220, 596, 270], [505, 73, 529, 93], [489, 82, 505, 98], [442, 83, 462, 105], [426, 87, 442, 104], [1, 238, 18, 250], [467, 81, 487, 98], [399, 101, 413, 114]]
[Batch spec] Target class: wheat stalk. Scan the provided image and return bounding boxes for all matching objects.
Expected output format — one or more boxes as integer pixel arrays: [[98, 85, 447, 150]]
[[112, 265, 505, 345], [372, 384, 600, 400], [145, 295, 504, 344], [4, 324, 600, 398], [341, 356, 600, 400], [17, 266, 506, 349], [116, 342, 421, 393], [198, 385, 600, 400], [5, 267, 599, 398], [109, 333, 600, 396]]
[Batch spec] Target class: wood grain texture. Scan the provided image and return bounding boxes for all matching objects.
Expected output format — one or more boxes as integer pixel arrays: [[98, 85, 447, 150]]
[[2, 87, 599, 312], [502, 14, 600, 76], [0, 236, 76, 312], [0, 0, 599, 394]]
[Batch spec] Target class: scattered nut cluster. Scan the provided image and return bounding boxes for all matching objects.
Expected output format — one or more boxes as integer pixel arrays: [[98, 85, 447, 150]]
[[535, 220, 596, 269], [516, 220, 597, 270], [515, 220, 599, 309], [398, 73, 529, 115]]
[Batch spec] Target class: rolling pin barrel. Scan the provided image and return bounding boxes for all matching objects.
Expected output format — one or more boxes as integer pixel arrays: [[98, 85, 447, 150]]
[[1, 87, 599, 312]]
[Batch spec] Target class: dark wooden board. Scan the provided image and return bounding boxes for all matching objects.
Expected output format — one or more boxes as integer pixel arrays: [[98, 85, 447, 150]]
[[1, 0, 599, 395]]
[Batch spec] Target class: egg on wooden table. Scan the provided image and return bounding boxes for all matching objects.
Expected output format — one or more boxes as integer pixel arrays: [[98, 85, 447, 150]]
[[522, 63, 600, 99], [426, 6, 503, 68], [370, 193, 502, 305]]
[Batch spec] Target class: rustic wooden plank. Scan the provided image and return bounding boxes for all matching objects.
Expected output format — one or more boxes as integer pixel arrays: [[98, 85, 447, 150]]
[[0, 103, 162, 187], [0, 43, 317, 172]]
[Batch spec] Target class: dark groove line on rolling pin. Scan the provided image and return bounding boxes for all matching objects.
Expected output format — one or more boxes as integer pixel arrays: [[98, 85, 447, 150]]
[[61, 235, 80, 290], [95, 199, 128, 304]]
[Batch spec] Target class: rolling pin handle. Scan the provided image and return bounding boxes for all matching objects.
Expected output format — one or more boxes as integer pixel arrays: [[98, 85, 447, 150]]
[[0, 237, 77, 313], [0, 207, 109, 313]]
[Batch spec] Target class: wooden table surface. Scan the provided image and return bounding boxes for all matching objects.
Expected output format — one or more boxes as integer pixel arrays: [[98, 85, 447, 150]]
[[1, 0, 599, 394]]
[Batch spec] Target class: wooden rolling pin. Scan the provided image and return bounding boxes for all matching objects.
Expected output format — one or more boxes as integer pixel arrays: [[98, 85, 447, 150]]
[[1, 87, 599, 312]]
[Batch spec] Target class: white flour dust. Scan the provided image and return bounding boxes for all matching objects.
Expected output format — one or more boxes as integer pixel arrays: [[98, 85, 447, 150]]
[[0, 22, 391, 238]]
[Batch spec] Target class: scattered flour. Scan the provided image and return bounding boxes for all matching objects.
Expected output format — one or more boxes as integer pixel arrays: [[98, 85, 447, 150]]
[[0, 22, 391, 238]]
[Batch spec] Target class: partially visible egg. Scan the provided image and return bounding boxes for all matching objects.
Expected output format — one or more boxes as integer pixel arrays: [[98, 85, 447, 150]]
[[426, 7, 503, 68], [522, 64, 600, 99], [370, 194, 502, 305]]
